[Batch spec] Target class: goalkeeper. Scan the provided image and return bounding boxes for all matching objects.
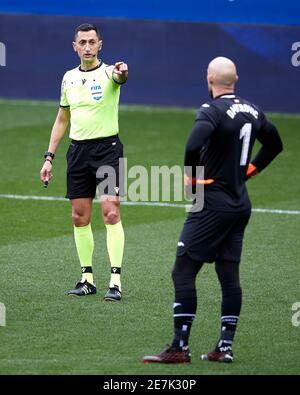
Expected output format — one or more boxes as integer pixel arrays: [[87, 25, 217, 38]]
[[143, 56, 283, 364]]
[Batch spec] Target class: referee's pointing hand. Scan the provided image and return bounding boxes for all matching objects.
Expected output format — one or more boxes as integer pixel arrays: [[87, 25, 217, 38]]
[[113, 62, 128, 75]]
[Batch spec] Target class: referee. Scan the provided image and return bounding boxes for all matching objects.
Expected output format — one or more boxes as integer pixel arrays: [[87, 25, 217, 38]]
[[40, 24, 128, 301], [143, 56, 283, 363]]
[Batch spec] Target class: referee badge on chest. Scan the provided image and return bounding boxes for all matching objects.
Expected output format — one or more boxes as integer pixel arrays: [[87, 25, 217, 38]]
[[90, 84, 103, 101]]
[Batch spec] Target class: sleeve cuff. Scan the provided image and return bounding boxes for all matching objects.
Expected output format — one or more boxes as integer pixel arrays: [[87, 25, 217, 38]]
[[112, 76, 127, 85], [246, 163, 258, 179]]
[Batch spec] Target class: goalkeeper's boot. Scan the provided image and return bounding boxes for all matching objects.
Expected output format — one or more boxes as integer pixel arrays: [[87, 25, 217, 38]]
[[67, 278, 96, 296], [104, 285, 122, 301], [143, 345, 191, 364], [201, 346, 233, 363]]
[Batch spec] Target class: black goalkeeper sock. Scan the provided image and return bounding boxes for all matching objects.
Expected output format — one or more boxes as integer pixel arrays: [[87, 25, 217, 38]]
[[216, 287, 241, 352], [171, 290, 197, 350]]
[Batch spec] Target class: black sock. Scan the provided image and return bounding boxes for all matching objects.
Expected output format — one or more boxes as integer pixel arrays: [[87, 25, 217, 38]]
[[171, 255, 203, 351], [171, 289, 197, 350], [216, 287, 242, 352]]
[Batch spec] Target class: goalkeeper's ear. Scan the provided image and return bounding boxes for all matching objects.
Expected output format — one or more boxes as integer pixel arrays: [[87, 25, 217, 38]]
[[246, 163, 258, 180]]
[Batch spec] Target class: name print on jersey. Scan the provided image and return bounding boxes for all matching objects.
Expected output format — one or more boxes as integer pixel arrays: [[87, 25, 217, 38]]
[[226, 103, 258, 119]]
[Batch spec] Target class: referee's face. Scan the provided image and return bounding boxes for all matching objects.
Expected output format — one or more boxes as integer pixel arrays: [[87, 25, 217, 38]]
[[73, 30, 102, 63]]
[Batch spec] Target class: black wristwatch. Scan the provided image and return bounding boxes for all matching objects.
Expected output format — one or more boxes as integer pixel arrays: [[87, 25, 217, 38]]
[[44, 151, 55, 160]]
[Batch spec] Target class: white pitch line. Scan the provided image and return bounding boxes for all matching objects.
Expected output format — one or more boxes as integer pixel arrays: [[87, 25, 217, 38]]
[[251, 208, 300, 215], [0, 194, 66, 202], [0, 194, 300, 215]]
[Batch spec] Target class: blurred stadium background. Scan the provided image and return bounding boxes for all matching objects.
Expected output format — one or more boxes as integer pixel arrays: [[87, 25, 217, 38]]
[[0, 0, 300, 111], [0, 0, 299, 375]]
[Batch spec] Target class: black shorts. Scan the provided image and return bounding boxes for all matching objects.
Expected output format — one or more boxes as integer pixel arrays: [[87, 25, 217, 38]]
[[66, 134, 124, 199], [176, 208, 251, 263]]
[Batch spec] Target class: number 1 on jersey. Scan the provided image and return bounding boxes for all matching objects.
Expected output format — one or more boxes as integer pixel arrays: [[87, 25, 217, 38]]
[[239, 123, 252, 166]]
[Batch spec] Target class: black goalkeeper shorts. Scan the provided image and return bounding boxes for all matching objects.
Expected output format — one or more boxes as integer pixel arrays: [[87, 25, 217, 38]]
[[66, 134, 124, 200], [176, 208, 251, 263]]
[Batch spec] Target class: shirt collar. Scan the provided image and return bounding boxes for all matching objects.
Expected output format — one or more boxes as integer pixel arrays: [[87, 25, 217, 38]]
[[79, 60, 103, 72], [214, 93, 236, 100]]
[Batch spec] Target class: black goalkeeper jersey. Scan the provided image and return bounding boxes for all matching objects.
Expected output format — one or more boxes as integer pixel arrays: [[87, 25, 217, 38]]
[[184, 94, 283, 212]]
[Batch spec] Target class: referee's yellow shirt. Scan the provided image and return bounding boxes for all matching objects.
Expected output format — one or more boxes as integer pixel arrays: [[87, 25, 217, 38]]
[[60, 61, 123, 140]]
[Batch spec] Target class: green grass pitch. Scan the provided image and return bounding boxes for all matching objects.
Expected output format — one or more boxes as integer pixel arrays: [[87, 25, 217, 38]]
[[0, 99, 299, 375]]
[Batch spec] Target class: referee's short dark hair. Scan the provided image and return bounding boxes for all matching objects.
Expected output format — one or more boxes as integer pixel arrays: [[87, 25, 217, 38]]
[[74, 24, 101, 40]]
